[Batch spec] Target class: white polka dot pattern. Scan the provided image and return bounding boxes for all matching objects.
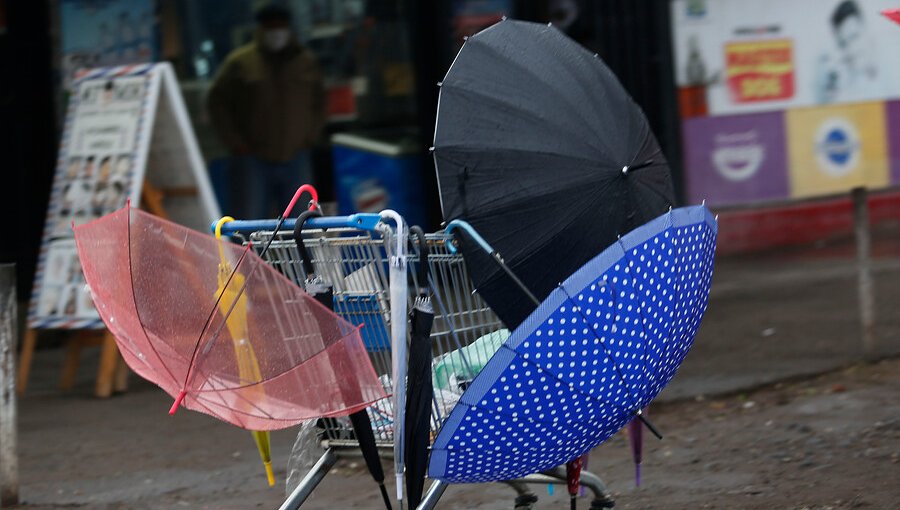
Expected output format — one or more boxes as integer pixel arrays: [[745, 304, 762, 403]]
[[428, 206, 717, 483]]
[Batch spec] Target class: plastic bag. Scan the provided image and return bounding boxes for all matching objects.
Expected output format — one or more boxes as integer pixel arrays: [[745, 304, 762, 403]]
[[285, 420, 324, 497]]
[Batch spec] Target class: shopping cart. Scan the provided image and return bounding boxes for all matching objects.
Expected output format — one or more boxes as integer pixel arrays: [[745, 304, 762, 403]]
[[215, 212, 616, 510]]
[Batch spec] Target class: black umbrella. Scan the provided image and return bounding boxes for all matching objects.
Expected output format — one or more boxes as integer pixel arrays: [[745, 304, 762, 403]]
[[433, 19, 676, 329], [293, 211, 392, 510], [404, 226, 435, 508]]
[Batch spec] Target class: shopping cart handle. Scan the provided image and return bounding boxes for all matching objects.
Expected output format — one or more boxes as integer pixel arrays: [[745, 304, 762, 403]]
[[211, 213, 383, 235], [444, 220, 495, 255]]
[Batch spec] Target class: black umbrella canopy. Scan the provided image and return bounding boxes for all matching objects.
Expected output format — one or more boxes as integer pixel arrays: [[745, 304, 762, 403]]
[[434, 19, 675, 329]]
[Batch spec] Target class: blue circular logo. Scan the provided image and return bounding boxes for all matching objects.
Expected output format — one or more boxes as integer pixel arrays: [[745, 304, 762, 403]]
[[815, 119, 859, 177], [823, 128, 852, 166]]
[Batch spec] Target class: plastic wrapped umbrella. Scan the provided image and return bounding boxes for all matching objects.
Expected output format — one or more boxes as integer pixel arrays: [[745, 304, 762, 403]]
[[428, 205, 716, 484], [292, 210, 392, 510], [213, 215, 275, 486], [433, 19, 676, 331], [73, 187, 387, 431]]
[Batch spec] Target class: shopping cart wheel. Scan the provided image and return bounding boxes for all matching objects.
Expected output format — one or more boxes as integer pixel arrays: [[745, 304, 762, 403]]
[[514, 493, 538, 510], [589, 494, 616, 509]]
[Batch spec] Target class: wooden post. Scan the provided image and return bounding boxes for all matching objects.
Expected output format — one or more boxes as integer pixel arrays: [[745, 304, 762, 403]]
[[0, 264, 20, 506], [852, 187, 876, 360], [95, 332, 121, 398], [15, 329, 37, 396]]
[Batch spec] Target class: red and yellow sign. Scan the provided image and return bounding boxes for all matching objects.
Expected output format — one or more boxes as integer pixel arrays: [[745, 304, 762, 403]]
[[725, 39, 794, 103]]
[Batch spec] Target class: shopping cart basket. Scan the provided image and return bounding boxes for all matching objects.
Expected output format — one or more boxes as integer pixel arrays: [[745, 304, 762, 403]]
[[215, 213, 616, 510]]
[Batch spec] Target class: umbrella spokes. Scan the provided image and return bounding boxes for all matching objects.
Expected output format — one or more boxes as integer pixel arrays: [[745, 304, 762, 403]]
[[445, 220, 540, 306], [170, 185, 320, 414]]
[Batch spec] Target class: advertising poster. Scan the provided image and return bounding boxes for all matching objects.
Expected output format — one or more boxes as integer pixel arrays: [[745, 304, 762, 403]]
[[786, 102, 889, 198], [29, 63, 221, 330], [671, 0, 900, 117], [61, 0, 157, 89], [33, 74, 149, 324], [682, 112, 789, 205]]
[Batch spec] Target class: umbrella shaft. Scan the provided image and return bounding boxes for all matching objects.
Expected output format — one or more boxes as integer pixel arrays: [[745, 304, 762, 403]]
[[491, 252, 541, 306], [637, 413, 663, 440]]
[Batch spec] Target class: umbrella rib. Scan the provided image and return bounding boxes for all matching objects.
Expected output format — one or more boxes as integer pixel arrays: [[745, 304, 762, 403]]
[[187, 393, 233, 423], [660, 217, 685, 393], [192, 391, 305, 425], [200, 373, 276, 422], [124, 209, 181, 389], [614, 239, 655, 403], [182, 244, 254, 390], [558, 285, 641, 412], [190, 327, 380, 395]]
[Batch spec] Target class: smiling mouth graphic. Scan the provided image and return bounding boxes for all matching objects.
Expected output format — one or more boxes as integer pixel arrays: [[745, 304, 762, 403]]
[[712, 145, 765, 182]]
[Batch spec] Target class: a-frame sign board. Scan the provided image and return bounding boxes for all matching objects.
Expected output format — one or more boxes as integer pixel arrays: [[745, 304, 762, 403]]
[[21, 63, 221, 396]]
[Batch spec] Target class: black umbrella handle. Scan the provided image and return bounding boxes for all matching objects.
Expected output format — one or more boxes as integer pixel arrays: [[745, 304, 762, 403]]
[[636, 410, 663, 440], [293, 209, 324, 277], [409, 226, 429, 292]]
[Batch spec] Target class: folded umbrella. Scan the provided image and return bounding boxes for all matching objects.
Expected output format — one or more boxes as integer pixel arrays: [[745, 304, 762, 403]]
[[213, 215, 275, 486], [627, 414, 644, 486], [73, 187, 387, 431], [566, 455, 585, 510], [404, 226, 435, 508], [428, 205, 716, 483]]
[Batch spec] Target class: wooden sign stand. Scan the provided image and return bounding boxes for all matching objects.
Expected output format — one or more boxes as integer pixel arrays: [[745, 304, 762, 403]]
[[20, 63, 220, 397]]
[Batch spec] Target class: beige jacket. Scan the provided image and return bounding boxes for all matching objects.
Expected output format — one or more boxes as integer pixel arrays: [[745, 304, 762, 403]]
[[207, 36, 326, 163]]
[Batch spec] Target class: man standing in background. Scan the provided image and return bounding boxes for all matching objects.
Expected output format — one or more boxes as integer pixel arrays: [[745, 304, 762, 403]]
[[207, 2, 326, 218]]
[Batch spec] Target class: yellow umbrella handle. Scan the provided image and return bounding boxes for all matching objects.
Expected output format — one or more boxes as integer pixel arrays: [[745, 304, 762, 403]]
[[215, 216, 236, 240]]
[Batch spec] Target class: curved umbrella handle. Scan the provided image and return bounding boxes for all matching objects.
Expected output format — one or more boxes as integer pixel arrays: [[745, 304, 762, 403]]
[[444, 220, 494, 255], [409, 226, 429, 292], [379, 209, 407, 262], [281, 184, 319, 218], [214, 216, 236, 240], [214, 216, 236, 265], [293, 209, 324, 277]]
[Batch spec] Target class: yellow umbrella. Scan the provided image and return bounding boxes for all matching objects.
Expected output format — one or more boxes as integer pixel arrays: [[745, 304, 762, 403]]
[[215, 217, 275, 487]]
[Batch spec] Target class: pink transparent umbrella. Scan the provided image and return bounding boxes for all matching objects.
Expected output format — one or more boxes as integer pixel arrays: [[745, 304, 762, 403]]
[[73, 189, 386, 431], [883, 9, 900, 25]]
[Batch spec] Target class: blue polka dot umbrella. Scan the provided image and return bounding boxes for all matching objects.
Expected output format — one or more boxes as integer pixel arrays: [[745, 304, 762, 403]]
[[428, 205, 717, 483]]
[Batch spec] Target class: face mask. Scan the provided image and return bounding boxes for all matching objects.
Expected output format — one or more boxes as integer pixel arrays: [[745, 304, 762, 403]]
[[263, 28, 291, 52]]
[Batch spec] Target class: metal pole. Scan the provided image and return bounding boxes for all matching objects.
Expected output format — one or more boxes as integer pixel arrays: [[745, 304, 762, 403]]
[[852, 188, 876, 360], [278, 448, 338, 510], [415, 480, 448, 510], [0, 264, 19, 506]]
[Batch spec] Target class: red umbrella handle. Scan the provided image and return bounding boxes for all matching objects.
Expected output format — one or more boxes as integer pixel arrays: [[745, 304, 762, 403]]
[[281, 184, 319, 218]]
